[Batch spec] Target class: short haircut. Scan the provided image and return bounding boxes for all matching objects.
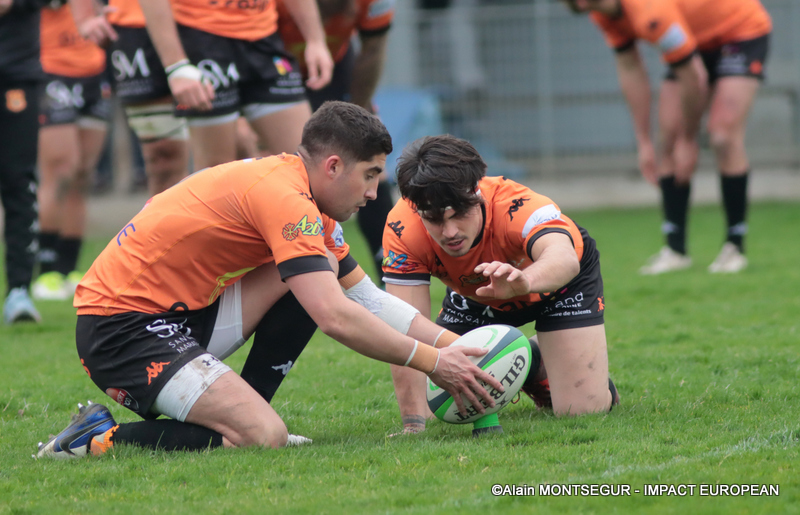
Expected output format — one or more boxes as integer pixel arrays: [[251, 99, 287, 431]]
[[301, 101, 393, 164], [396, 135, 486, 223]]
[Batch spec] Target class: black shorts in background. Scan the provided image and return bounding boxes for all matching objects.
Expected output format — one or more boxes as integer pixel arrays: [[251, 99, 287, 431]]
[[108, 26, 172, 105], [39, 73, 111, 127]]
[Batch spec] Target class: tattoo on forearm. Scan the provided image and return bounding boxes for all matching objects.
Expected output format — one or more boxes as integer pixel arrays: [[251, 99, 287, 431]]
[[402, 415, 426, 427]]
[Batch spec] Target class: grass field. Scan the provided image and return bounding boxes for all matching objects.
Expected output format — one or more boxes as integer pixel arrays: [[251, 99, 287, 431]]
[[1, 200, 798, 514]]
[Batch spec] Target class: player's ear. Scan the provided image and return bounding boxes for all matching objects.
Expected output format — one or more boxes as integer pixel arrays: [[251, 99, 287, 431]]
[[323, 155, 343, 178]]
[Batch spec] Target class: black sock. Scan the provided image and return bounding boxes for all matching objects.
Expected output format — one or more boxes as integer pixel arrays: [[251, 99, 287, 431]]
[[111, 419, 223, 451], [37, 232, 60, 274], [720, 173, 749, 252], [357, 181, 394, 271], [55, 237, 82, 275], [239, 291, 318, 403], [659, 176, 691, 255]]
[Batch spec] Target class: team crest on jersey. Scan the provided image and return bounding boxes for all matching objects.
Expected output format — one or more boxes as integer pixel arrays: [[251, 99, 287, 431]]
[[5, 89, 26, 113], [273, 57, 293, 76], [282, 215, 324, 241]]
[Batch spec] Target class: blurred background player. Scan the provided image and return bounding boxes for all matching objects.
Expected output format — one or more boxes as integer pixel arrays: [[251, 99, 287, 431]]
[[383, 135, 618, 434], [564, 0, 771, 275], [32, 0, 111, 301], [72, 0, 191, 196], [0, 0, 47, 323], [278, 0, 395, 279], [137, 0, 333, 172]]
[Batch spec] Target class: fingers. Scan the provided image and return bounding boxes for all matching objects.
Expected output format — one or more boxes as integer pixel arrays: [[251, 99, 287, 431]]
[[170, 79, 214, 111]]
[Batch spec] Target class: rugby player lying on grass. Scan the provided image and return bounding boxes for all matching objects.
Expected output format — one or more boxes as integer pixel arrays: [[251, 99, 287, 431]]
[[36, 102, 502, 459]]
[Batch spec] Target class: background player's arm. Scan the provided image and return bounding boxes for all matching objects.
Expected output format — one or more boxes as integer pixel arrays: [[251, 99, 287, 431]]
[[68, 0, 117, 45], [475, 232, 580, 299], [615, 46, 657, 184], [287, 270, 503, 416], [350, 31, 389, 112], [138, 0, 214, 109], [281, 0, 333, 90]]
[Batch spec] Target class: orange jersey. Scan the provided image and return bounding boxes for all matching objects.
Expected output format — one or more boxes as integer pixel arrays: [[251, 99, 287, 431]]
[[590, 0, 772, 64], [382, 176, 585, 311], [40, 4, 106, 77], [75, 154, 350, 315], [172, 0, 277, 41], [107, 0, 147, 28], [277, 0, 393, 74]]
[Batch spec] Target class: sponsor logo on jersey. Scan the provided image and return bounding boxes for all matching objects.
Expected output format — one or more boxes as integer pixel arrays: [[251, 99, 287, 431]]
[[383, 250, 418, 272], [146, 361, 171, 385], [521, 204, 561, 238], [332, 222, 345, 247], [282, 215, 324, 241], [5, 89, 26, 113], [368, 0, 395, 18], [507, 197, 530, 221], [656, 23, 688, 53], [459, 273, 489, 286]]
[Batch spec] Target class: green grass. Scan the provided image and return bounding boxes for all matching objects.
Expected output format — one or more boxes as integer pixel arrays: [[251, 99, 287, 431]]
[[1, 201, 798, 514]]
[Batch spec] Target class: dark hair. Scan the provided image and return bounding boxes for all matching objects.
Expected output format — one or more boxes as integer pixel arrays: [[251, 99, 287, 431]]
[[395, 135, 486, 223], [301, 101, 392, 163]]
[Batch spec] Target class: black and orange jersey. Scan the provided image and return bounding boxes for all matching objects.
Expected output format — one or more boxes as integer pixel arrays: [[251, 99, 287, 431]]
[[590, 0, 772, 65], [171, 0, 277, 41], [382, 176, 588, 312], [107, 0, 147, 28], [75, 154, 350, 316], [277, 0, 393, 75], [40, 4, 105, 77]]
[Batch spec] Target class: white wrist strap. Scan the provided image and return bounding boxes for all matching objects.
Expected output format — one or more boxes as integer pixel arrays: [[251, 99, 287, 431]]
[[427, 350, 441, 375], [403, 340, 419, 367], [167, 62, 204, 82], [432, 328, 447, 348]]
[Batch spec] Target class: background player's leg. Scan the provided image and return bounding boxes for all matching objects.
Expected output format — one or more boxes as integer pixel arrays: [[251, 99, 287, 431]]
[[247, 102, 311, 156]]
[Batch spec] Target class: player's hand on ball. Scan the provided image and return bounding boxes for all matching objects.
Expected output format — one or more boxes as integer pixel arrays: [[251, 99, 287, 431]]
[[474, 261, 531, 299], [429, 346, 505, 417]]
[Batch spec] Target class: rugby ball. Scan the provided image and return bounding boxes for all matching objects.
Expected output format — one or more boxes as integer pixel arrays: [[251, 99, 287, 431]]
[[427, 324, 531, 424]]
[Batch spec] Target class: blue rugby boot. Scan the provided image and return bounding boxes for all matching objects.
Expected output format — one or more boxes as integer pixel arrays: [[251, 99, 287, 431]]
[[36, 402, 116, 459]]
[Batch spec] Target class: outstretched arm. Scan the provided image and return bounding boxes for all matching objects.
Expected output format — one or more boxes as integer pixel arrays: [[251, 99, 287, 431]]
[[474, 232, 579, 299]]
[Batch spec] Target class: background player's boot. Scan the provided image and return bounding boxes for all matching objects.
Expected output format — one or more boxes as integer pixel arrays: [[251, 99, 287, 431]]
[[4, 287, 41, 324], [36, 401, 116, 459]]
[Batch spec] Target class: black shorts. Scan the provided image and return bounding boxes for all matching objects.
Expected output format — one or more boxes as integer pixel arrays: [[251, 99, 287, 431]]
[[175, 26, 307, 118], [76, 300, 220, 419], [39, 73, 111, 127], [665, 33, 770, 83], [435, 232, 605, 335], [108, 26, 172, 105]]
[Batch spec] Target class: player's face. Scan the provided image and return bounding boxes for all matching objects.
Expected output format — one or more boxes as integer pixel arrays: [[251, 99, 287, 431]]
[[420, 205, 484, 257], [328, 154, 386, 222]]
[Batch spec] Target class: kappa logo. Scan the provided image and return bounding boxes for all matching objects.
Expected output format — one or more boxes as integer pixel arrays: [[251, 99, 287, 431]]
[[598, 296, 605, 311], [5, 89, 26, 113], [272, 360, 294, 376], [388, 220, 405, 238], [508, 197, 530, 221], [146, 361, 171, 385], [282, 215, 324, 241], [146, 319, 191, 338], [81, 358, 91, 378]]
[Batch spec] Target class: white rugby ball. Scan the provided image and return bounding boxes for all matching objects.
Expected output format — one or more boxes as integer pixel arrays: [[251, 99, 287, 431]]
[[427, 324, 531, 424]]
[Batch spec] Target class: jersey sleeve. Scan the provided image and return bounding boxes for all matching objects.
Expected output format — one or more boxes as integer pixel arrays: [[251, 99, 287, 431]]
[[241, 170, 332, 280], [381, 203, 432, 286], [358, 0, 394, 36], [625, 0, 697, 65], [590, 11, 637, 52], [495, 189, 580, 262]]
